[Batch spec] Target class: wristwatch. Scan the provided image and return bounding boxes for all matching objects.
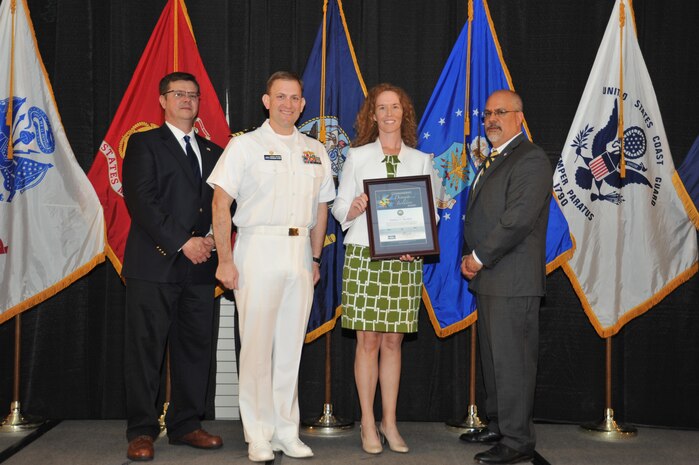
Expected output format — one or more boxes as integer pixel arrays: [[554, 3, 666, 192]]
[[312, 256, 322, 266]]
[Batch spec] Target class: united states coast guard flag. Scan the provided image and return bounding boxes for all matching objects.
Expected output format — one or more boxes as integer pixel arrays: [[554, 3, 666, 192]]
[[87, 0, 229, 274], [0, 0, 105, 323], [419, 0, 573, 337], [298, 0, 367, 343], [555, 0, 698, 337]]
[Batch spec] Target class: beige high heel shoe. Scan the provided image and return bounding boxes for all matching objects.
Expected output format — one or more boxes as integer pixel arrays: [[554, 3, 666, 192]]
[[378, 424, 409, 453], [360, 424, 383, 454]]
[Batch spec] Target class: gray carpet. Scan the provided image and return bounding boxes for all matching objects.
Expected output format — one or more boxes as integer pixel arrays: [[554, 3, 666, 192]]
[[0, 420, 697, 464]]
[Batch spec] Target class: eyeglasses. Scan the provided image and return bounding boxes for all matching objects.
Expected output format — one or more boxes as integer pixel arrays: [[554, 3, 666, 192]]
[[482, 109, 519, 120], [162, 90, 200, 100]]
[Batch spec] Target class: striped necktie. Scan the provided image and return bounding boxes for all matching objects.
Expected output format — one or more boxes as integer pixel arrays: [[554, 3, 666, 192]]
[[482, 149, 499, 172]]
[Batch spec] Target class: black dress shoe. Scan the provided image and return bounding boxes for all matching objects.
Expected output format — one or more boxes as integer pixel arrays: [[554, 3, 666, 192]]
[[460, 429, 503, 444], [474, 443, 533, 464]]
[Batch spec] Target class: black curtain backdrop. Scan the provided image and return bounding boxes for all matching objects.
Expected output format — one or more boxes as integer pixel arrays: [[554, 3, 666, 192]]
[[1, 0, 698, 429]]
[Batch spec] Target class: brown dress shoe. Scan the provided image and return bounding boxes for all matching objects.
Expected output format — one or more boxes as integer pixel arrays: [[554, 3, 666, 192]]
[[169, 428, 223, 449], [127, 435, 154, 461]]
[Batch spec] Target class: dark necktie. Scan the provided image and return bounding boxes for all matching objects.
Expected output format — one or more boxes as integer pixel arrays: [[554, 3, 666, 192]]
[[183, 135, 201, 182]]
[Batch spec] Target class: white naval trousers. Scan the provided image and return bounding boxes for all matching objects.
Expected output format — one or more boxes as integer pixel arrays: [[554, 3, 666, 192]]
[[233, 227, 314, 444]]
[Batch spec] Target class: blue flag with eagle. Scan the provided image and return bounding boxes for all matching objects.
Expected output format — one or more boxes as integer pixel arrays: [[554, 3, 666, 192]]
[[419, 0, 573, 337], [298, 0, 367, 342]]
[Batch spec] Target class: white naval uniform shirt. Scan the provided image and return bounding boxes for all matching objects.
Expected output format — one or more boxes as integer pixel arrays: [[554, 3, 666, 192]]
[[207, 119, 335, 228]]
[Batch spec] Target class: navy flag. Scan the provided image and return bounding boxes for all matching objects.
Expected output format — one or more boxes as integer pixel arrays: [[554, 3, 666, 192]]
[[298, 0, 367, 342], [418, 0, 574, 337]]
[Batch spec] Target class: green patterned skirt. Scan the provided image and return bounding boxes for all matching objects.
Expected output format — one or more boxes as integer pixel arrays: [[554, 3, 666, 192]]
[[341, 244, 423, 333]]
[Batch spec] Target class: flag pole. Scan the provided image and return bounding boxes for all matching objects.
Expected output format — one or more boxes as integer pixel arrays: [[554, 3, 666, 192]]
[[580, 336, 636, 439], [0, 0, 43, 433], [445, 0, 486, 434], [159, 0, 180, 436], [446, 324, 486, 432], [0, 315, 44, 432], [158, 349, 172, 436], [301, 330, 353, 436], [300, 0, 352, 437]]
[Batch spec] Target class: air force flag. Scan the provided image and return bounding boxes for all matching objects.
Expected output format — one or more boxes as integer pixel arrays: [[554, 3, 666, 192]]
[[419, 0, 573, 337]]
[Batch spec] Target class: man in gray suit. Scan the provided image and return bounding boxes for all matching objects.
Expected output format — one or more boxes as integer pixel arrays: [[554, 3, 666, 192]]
[[460, 89, 552, 465]]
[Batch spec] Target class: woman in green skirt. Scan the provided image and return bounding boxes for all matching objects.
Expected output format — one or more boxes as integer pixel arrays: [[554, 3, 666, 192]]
[[331, 83, 436, 455]]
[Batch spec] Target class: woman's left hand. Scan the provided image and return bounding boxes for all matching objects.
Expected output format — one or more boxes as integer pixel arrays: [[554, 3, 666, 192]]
[[399, 254, 416, 262]]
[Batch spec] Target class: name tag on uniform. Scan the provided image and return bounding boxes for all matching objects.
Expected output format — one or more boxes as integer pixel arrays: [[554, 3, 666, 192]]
[[264, 154, 282, 161], [302, 151, 322, 164]]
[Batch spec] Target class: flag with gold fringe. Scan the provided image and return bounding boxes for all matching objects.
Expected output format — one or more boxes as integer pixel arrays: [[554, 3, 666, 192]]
[[0, 0, 105, 323], [298, 0, 367, 342], [418, 0, 574, 337], [87, 0, 229, 273], [555, 0, 698, 337]]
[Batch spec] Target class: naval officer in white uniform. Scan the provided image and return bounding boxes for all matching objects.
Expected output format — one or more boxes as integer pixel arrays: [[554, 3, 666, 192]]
[[208, 71, 334, 462]]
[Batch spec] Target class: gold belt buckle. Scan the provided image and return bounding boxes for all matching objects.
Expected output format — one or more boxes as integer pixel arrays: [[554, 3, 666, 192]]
[[288, 227, 299, 236]]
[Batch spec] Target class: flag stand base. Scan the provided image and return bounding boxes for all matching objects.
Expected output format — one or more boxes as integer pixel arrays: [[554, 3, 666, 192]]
[[0, 401, 43, 433], [580, 408, 637, 440], [301, 403, 354, 437], [158, 401, 170, 437], [445, 404, 487, 433]]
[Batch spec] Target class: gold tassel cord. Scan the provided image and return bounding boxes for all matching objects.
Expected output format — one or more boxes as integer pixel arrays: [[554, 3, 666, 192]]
[[461, 0, 473, 170], [318, 0, 328, 144], [618, 0, 626, 178], [173, 0, 179, 72], [337, 0, 367, 97], [6, 0, 18, 160], [464, 0, 473, 139]]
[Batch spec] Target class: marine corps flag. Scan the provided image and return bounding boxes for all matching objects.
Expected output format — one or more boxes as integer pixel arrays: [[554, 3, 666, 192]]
[[554, 0, 698, 337], [418, 0, 573, 337], [298, 0, 367, 342], [87, 0, 229, 272], [0, 0, 105, 322]]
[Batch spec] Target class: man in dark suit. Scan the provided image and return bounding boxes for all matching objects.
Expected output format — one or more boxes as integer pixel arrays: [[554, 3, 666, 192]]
[[460, 90, 552, 464], [122, 72, 223, 462]]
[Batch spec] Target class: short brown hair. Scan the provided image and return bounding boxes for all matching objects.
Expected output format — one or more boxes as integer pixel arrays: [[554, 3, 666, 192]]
[[159, 72, 199, 95], [265, 71, 304, 94]]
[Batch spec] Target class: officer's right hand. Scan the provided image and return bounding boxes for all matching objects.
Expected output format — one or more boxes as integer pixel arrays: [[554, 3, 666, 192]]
[[216, 261, 239, 290]]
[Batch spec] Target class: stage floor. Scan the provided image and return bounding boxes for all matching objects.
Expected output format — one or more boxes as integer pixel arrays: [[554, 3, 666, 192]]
[[0, 420, 696, 464]]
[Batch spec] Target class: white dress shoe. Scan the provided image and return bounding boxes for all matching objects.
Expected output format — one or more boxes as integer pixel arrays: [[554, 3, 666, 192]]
[[248, 441, 274, 462], [271, 437, 314, 458]]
